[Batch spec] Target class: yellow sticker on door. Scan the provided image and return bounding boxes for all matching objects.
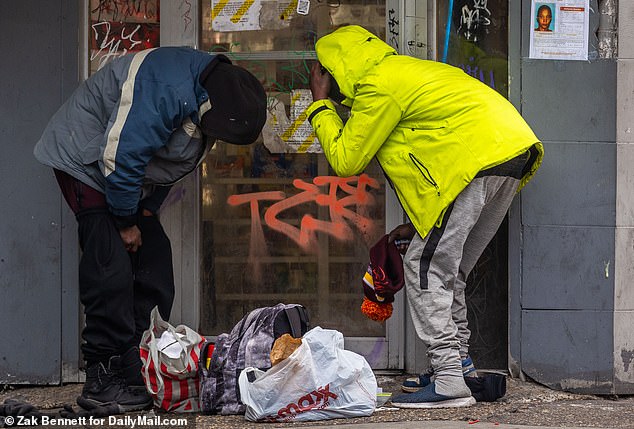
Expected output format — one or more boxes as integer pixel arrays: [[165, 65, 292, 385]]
[[211, 0, 262, 31]]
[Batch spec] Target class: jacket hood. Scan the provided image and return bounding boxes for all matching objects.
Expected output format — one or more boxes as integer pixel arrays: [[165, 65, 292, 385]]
[[315, 25, 397, 103]]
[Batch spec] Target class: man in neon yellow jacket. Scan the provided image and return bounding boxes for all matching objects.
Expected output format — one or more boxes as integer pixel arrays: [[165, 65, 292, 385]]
[[308, 25, 543, 408]]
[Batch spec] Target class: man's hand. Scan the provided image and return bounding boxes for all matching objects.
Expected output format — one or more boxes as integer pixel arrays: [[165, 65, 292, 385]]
[[119, 225, 142, 252], [388, 223, 416, 254], [310, 62, 331, 101]]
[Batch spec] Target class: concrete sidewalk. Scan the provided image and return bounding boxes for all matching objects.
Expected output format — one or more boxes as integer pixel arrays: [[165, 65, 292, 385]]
[[2, 374, 632, 429], [191, 373, 632, 429], [296, 422, 614, 429]]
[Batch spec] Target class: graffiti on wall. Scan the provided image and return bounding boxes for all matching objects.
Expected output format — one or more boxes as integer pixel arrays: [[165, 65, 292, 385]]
[[457, 56, 496, 88], [457, 0, 492, 43], [226, 174, 381, 273], [91, 0, 159, 21], [441, 0, 508, 96], [89, 0, 160, 72], [180, 0, 193, 32], [387, 8, 400, 50]]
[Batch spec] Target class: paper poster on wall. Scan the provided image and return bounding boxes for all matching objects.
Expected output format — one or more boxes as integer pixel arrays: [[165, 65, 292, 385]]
[[211, 0, 262, 31], [529, 0, 589, 60], [263, 90, 322, 154]]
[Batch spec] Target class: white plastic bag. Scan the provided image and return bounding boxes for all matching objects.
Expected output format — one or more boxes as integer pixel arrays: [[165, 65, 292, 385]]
[[238, 326, 377, 422]]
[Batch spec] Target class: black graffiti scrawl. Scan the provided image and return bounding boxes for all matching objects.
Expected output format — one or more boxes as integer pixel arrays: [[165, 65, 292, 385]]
[[455, 0, 492, 43]]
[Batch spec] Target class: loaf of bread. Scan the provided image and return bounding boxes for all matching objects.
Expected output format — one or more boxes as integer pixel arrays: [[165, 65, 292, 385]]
[[270, 333, 302, 366]]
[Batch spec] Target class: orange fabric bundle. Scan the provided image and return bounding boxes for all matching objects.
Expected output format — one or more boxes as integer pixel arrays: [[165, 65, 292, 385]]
[[360, 235, 403, 322], [361, 296, 393, 322]]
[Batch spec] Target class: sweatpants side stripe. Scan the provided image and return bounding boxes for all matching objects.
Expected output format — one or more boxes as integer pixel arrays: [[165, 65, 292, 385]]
[[419, 203, 454, 289]]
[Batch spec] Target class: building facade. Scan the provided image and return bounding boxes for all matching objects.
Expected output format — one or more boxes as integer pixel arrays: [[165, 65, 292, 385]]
[[1, 0, 632, 394]]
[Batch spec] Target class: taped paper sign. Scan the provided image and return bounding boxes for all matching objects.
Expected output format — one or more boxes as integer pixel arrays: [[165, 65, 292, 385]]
[[259, 0, 297, 30], [211, 0, 262, 31], [280, 0, 298, 21], [263, 89, 322, 154]]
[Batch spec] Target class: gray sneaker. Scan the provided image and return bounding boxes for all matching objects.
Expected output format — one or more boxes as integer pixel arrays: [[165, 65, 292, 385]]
[[401, 355, 478, 393]]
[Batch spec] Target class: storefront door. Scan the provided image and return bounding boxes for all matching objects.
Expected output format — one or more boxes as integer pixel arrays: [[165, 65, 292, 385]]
[[197, 0, 400, 368], [85, 0, 415, 370]]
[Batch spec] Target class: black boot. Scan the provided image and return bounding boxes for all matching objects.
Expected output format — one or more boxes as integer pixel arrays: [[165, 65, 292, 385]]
[[78, 358, 153, 412], [113, 347, 146, 393]]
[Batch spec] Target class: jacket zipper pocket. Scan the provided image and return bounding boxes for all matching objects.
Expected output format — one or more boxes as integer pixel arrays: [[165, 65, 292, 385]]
[[409, 153, 440, 196]]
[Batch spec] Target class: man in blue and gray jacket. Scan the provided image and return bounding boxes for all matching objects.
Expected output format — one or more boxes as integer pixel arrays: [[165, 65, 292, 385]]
[[34, 47, 267, 411]]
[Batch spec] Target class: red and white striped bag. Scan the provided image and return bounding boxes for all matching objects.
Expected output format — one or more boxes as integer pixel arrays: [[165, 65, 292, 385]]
[[140, 306, 205, 412]]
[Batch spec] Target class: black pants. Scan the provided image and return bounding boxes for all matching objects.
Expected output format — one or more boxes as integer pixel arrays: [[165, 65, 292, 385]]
[[55, 170, 175, 364]]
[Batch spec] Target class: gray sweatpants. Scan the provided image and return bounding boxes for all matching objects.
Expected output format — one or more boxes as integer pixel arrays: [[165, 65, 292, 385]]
[[403, 151, 530, 396]]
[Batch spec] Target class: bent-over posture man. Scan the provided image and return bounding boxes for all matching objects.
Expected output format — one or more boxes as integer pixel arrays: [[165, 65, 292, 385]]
[[308, 25, 543, 408], [35, 47, 267, 411]]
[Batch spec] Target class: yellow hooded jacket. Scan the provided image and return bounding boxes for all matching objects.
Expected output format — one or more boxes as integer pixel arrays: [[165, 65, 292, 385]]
[[306, 25, 543, 238]]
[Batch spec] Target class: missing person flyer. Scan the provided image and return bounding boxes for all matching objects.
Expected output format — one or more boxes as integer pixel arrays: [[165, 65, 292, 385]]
[[529, 0, 589, 60]]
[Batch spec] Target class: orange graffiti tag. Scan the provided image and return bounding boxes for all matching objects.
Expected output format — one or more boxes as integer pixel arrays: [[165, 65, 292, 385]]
[[227, 174, 381, 255], [226, 191, 285, 265]]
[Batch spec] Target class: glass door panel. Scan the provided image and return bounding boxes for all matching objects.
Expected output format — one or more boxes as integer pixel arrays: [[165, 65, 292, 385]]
[[200, 146, 387, 337], [199, 0, 387, 341], [436, 0, 509, 96]]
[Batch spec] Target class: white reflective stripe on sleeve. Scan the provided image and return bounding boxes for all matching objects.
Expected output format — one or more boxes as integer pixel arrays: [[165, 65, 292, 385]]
[[103, 48, 157, 177], [182, 117, 202, 138], [198, 99, 211, 121]]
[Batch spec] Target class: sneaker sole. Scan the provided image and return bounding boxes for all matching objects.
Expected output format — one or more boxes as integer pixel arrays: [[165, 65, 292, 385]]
[[401, 385, 423, 393], [77, 396, 153, 413], [392, 395, 476, 409], [401, 373, 479, 393]]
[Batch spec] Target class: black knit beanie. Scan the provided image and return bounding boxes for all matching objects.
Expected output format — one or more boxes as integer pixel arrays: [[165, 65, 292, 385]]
[[199, 55, 267, 145]]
